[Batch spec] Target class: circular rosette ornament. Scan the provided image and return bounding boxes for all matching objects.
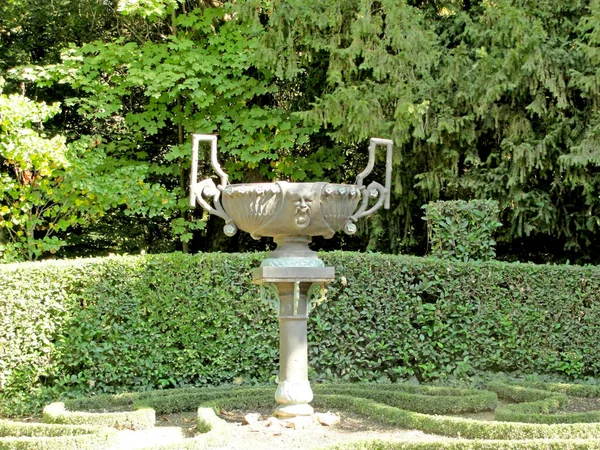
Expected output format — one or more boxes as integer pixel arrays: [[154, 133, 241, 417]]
[[220, 183, 282, 239], [223, 223, 238, 237], [344, 221, 358, 235]]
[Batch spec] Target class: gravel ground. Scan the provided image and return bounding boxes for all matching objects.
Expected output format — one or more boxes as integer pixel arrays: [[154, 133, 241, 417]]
[[116, 409, 443, 450], [11, 395, 600, 449]]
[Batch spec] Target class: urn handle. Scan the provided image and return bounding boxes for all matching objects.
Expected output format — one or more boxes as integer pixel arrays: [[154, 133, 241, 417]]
[[189, 134, 238, 236], [190, 134, 228, 200], [343, 138, 393, 235], [355, 137, 393, 209]]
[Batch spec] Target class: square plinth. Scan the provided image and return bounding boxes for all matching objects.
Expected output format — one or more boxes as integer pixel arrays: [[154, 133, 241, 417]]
[[252, 266, 335, 284]]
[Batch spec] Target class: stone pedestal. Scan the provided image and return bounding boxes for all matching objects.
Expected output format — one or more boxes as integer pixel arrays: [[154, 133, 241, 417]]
[[191, 135, 393, 419], [252, 265, 334, 418]]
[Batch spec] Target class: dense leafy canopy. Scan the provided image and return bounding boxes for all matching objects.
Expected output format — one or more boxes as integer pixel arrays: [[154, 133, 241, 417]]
[[2, 0, 600, 262], [0, 77, 175, 261]]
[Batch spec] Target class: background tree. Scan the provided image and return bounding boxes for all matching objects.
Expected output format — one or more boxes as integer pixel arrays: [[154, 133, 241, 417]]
[[3, 0, 600, 263], [0, 77, 173, 261], [258, 0, 600, 262]]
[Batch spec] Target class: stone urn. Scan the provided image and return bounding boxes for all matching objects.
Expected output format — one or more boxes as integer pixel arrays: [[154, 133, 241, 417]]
[[190, 134, 392, 417]]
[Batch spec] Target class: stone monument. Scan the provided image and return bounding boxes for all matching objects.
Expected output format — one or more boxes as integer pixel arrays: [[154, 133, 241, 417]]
[[190, 134, 392, 417]]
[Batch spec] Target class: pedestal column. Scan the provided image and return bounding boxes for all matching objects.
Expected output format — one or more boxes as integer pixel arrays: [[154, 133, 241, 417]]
[[252, 266, 334, 418], [274, 281, 313, 417]]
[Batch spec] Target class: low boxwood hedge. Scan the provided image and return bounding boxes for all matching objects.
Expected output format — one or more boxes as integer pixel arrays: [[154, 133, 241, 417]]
[[521, 382, 600, 398], [323, 439, 600, 449], [312, 385, 498, 414], [488, 382, 600, 424], [42, 402, 155, 430], [2, 252, 600, 414], [0, 420, 118, 450], [13, 381, 600, 449]]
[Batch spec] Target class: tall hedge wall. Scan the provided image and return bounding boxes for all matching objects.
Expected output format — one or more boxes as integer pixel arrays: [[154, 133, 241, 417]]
[[1, 252, 599, 414]]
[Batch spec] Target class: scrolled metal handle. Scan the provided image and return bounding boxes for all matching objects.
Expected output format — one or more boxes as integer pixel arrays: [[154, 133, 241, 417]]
[[355, 138, 393, 209], [189, 134, 237, 236], [343, 182, 387, 235], [344, 138, 393, 235]]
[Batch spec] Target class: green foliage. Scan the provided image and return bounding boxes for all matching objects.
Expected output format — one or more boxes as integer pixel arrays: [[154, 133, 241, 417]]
[[254, 0, 600, 260], [522, 381, 600, 398], [8, 0, 600, 261], [42, 402, 155, 430], [27, 382, 600, 449], [2, 252, 600, 417], [0, 78, 175, 262], [327, 441, 600, 450], [422, 199, 502, 261], [54, 8, 303, 178], [488, 381, 600, 424], [317, 394, 600, 441], [0, 252, 278, 415], [0, 419, 118, 450], [0, 78, 69, 260], [312, 384, 497, 414], [5, 383, 600, 450], [0, 0, 117, 73], [12, 2, 315, 251]]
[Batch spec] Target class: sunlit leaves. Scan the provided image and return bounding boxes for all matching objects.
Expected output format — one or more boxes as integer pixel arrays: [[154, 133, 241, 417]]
[[0, 78, 175, 261]]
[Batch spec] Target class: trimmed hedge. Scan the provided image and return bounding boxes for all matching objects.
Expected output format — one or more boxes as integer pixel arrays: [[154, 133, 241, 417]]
[[323, 440, 600, 449], [316, 395, 600, 440], [422, 199, 501, 261], [521, 382, 600, 398], [42, 402, 155, 430], [0, 420, 118, 450], [27, 382, 600, 450], [312, 385, 498, 414], [2, 252, 600, 413], [488, 382, 600, 424]]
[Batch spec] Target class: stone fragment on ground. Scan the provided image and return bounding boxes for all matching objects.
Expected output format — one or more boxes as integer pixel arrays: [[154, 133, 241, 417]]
[[243, 413, 261, 425], [316, 412, 341, 427], [282, 415, 314, 430], [266, 417, 283, 435], [240, 411, 341, 436]]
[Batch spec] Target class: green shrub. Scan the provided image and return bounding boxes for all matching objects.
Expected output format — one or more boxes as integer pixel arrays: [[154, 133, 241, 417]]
[[488, 382, 600, 424], [12, 382, 600, 449], [42, 402, 155, 430], [0, 420, 118, 450], [323, 440, 600, 449], [2, 252, 600, 414], [521, 382, 600, 398], [422, 199, 502, 261], [313, 384, 498, 414]]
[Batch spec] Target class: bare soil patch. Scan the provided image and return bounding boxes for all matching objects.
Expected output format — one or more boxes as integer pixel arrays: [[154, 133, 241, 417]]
[[565, 396, 600, 413], [11, 395, 600, 449], [117, 408, 443, 450]]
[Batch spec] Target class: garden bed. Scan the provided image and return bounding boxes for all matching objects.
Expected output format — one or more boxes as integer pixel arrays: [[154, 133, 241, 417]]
[[4, 380, 600, 449]]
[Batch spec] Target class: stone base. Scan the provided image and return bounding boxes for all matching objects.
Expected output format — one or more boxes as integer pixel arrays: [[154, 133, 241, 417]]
[[273, 380, 314, 418], [274, 403, 315, 418], [275, 380, 313, 404]]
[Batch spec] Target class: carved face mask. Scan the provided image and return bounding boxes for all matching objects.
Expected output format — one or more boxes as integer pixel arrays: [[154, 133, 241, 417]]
[[292, 191, 314, 229]]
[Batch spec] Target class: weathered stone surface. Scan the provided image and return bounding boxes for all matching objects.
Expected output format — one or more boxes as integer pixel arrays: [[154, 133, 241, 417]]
[[274, 403, 314, 418], [247, 423, 262, 433], [191, 135, 393, 241], [283, 416, 315, 430], [316, 412, 341, 427], [274, 380, 314, 405], [190, 134, 393, 421], [265, 417, 283, 435]]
